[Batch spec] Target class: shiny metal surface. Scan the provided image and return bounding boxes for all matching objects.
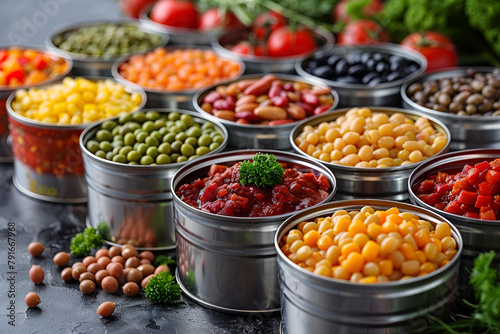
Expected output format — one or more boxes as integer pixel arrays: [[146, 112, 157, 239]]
[[212, 27, 334, 74], [193, 74, 339, 150], [290, 107, 450, 200], [81, 108, 228, 250], [45, 19, 169, 77], [7, 76, 145, 203], [112, 45, 245, 110], [296, 43, 427, 108], [401, 67, 500, 151], [408, 149, 500, 301], [276, 199, 462, 333], [172, 149, 337, 313], [138, 6, 238, 46], [0, 46, 73, 163]]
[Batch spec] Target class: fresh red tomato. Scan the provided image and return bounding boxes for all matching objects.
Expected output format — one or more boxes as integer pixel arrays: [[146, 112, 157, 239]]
[[253, 11, 287, 39], [198, 8, 242, 31], [119, 0, 156, 19], [150, 0, 198, 29], [337, 19, 390, 45], [400, 31, 458, 72], [230, 42, 264, 56], [333, 0, 383, 23], [267, 26, 316, 57]]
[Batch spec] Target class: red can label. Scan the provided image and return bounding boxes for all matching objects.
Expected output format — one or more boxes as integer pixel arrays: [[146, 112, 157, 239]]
[[8, 116, 84, 176]]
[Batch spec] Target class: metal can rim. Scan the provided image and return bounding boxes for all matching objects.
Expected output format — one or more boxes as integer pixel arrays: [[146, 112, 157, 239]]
[[79, 107, 229, 169], [295, 43, 428, 90], [171, 148, 337, 222], [6, 75, 147, 130], [289, 106, 451, 172], [275, 198, 463, 288], [110, 45, 245, 95], [45, 18, 170, 64], [192, 73, 340, 130], [401, 66, 500, 121]]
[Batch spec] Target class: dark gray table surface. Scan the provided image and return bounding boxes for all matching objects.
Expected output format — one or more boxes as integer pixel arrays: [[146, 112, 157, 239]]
[[0, 1, 280, 333]]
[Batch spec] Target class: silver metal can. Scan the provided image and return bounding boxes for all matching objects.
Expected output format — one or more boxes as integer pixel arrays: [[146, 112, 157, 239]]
[[290, 107, 450, 201], [401, 67, 500, 151], [7, 77, 146, 203], [172, 149, 337, 313], [112, 45, 245, 110], [45, 19, 169, 77], [80, 108, 228, 250], [193, 74, 339, 150], [276, 199, 462, 334], [296, 43, 427, 108], [408, 148, 500, 302]]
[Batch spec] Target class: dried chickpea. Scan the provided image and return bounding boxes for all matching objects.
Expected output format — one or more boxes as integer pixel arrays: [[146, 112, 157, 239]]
[[279, 206, 458, 283], [295, 107, 447, 168]]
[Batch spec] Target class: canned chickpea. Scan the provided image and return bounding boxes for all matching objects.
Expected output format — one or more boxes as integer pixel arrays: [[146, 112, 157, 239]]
[[291, 107, 450, 200]]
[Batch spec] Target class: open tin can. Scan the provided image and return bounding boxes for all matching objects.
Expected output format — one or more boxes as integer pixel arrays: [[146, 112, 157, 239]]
[[172, 149, 337, 313], [276, 199, 462, 333], [81, 108, 228, 250], [7, 77, 146, 203]]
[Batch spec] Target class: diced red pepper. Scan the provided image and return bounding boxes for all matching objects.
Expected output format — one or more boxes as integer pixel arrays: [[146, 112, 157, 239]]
[[467, 167, 480, 184], [478, 181, 492, 196], [418, 193, 440, 206], [434, 183, 452, 196], [0, 50, 8, 62], [218, 189, 228, 198], [199, 182, 218, 202], [475, 195, 492, 208], [452, 178, 469, 195], [464, 212, 479, 219], [435, 172, 450, 183], [486, 170, 500, 184], [435, 202, 447, 210], [475, 161, 490, 173], [208, 164, 227, 177], [444, 200, 463, 215], [5, 69, 25, 85], [479, 206, 496, 220], [457, 190, 477, 205], [16, 56, 30, 66], [33, 54, 47, 70], [490, 159, 500, 172], [417, 179, 434, 194]]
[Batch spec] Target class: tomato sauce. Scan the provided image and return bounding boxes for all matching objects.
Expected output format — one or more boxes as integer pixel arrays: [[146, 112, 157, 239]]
[[177, 162, 331, 217], [413, 159, 500, 220]]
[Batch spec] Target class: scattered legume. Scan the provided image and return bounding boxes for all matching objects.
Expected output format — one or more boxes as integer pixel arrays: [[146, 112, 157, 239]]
[[27, 241, 45, 257]]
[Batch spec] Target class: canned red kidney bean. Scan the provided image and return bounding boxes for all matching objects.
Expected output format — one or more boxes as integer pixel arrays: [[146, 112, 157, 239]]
[[407, 68, 500, 116], [200, 74, 335, 125]]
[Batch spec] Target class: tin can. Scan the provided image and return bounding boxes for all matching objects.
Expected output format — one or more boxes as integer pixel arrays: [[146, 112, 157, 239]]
[[172, 149, 337, 313], [7, 77, 146, 202], [81, 108, 228, 250], [276, 199, 462, 333]]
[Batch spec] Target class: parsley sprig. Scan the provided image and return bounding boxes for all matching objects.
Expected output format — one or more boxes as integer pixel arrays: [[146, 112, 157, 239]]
[[239, 153, 284, 189]]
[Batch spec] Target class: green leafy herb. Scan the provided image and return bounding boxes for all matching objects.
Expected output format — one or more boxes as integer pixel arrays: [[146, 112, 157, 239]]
[[153, 255, 176, 267], [239, 153, 285, 189], [144, 271, 182, 304], [96, 222, 112, 241], [70, 227, 103, 257], [422, 251, 500, 333]]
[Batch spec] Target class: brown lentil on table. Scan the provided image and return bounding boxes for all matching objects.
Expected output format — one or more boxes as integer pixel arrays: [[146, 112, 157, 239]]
[[406, 68, 500, 116]]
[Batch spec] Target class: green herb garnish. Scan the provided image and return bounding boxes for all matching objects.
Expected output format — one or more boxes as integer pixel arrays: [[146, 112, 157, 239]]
[[144, 271, 182, 304], [239, 153, 285, 189], [70, 227, 103, 257], [153, 255, 176, 267]]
